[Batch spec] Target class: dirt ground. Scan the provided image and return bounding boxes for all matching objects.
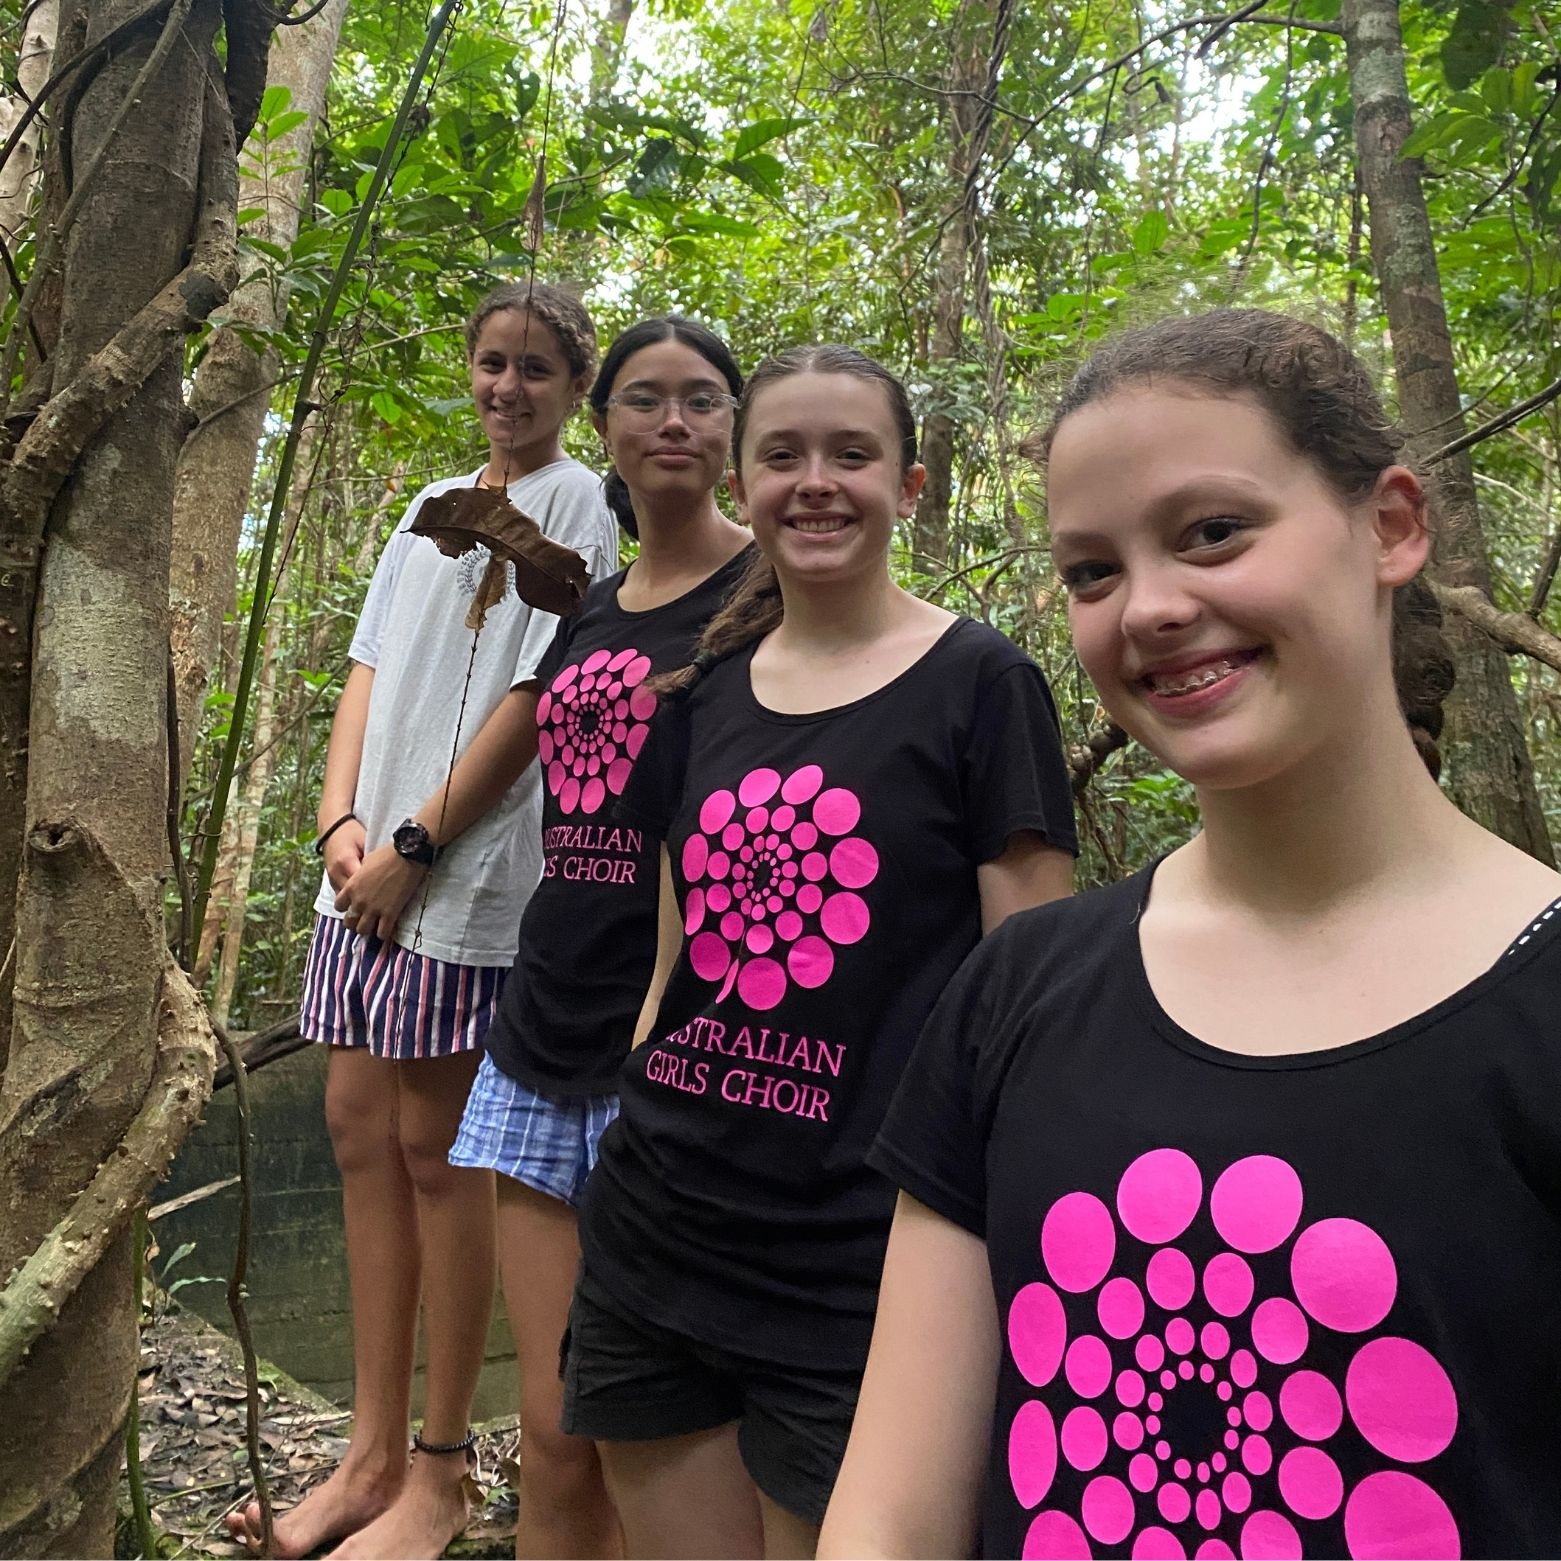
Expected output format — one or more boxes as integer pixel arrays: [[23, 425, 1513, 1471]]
[[120, 1303, 519, 1559]]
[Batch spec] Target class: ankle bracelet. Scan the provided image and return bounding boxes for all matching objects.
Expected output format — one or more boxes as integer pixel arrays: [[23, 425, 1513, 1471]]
[[412, 1428, 476, 1456]]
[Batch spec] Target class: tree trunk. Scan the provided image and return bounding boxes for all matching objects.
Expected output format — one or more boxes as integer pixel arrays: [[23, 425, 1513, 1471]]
[[0, 0, 251, 1547], [915, 20, 983, 572], [0, 0, 58, 246], [589, 0, 635, 102], [170, 0, 347, 789], [1341, 0, 1555, 864]]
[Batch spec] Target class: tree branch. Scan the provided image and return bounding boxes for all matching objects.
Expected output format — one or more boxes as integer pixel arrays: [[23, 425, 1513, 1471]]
[[1430, 582, 1561, 675], [1070, 722, 1130, 796], [1426, 373, 1561, 465], [0, 957, 216, 1387]]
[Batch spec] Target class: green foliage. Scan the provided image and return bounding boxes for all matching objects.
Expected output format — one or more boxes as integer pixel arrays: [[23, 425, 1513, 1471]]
[[176, 0, 1560, 1022]]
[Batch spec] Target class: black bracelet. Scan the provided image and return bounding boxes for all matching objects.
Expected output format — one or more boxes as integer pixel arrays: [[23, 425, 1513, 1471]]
[[413, 1428, 476, 1456], [313, 812, 357, 856]]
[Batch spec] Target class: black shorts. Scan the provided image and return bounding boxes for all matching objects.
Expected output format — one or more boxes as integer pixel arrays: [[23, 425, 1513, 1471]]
[[559, 1269, 861, 1526]]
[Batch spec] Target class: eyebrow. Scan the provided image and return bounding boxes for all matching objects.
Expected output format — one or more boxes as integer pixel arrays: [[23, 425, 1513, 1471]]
[[754, 427, 884, 443], [1051, 475, 1272, 548], [618, 376, 725, 392]]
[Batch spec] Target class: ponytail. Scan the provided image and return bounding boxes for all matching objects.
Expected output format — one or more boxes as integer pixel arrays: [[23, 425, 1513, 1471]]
[[603, 468, 638, 539], [1391, 576, 1457, 779], [649, 551, 782, 698]]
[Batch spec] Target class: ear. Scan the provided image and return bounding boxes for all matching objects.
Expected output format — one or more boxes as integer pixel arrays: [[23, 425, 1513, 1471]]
[[1370, 465, 1429, 588], [727, 468, 749, 521], [897, 461, 928, 518]]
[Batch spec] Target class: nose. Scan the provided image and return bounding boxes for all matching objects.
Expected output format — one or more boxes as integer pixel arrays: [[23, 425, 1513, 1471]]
[[493, 364, 523, 402], [1117, 561, 1201, 641], [795, 453, 836, 496], [654, 399, 692, 436]]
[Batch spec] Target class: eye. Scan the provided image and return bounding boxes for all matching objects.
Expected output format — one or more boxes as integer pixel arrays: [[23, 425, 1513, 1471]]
[[523, 358, 556, 377], [1058, 559, 1118, 595], [836, 447, 872, 465], [760, 446, 798, 465], [684, 393, 720, 414], [1183, 515, 1246, 551], [622, 392, 661, 411]]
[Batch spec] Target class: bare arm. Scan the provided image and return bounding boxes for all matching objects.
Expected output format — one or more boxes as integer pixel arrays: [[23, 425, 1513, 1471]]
[[334, 684, 541, 941], [630, 846, 682, 1048], [819, 1195, 999, 1557], [978, 829, 1073, 934]]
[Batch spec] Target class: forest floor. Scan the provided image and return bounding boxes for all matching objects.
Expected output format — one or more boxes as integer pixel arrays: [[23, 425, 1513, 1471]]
[[119, 1303, 519, 1559]]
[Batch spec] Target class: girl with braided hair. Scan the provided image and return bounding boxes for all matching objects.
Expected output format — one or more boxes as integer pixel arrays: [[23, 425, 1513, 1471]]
[[561, 345, 1078, 1555], [821, 309, 1561, 1560]]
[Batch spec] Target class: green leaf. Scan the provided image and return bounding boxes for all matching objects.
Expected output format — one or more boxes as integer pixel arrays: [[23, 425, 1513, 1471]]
[[1479, 67, 1512, 114], [733, 116, 809, 159], [258, 85, 292, 124], [1440, 0, 1514, 90], [265, 110, 310, 141], [236, 207, 267, 225], [1132, 210, 1170, 255], [370, 390, 402, 425], [627, 138, 683, 197], [723, 152, 785, 200], [319, 187, 352, 216]]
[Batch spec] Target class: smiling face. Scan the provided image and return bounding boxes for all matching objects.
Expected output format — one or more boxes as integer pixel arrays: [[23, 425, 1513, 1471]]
[[468, 307, 588, 472], [1047, 386, 1427, 791], [595, 338, 735, 515], [731, 370, 925, 588]]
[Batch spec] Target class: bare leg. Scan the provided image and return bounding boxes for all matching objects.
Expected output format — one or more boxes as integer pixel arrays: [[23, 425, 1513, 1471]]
[[228, 1048, 416, 1556], [599, 1424, 764, 1560], [497, 1178, 622, 1559], [757, 1492, 820, 1560], [333, 1050, 494, 1560]]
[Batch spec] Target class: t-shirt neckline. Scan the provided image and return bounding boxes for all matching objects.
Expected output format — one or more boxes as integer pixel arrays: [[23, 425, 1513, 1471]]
[[737, 615, 968, 725], [1126, 860, 1561, 1071], [608, 544, 756, 622]]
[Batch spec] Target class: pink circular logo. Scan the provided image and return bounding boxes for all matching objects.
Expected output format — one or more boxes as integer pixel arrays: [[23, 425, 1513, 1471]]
[[681, 764, 876, 1011], [1008, 1150, 1461, 1558], [537, 647, 656, 816]]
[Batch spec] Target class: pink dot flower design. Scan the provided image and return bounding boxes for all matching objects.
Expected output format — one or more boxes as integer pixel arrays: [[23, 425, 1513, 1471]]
[[681, 764, 876, 1011], [536, 648, 656, 816], [1007, 1150, 1462, 1560]]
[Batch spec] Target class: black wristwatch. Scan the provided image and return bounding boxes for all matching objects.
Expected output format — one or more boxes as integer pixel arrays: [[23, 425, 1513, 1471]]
[[392, 818, 439, 868]]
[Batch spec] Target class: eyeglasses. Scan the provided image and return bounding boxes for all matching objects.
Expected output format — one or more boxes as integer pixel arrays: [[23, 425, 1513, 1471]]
[[605, 391, 739, 426]]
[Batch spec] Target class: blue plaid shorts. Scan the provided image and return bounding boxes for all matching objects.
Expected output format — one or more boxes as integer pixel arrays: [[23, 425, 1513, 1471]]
[[448, 1052, 618, 1206]]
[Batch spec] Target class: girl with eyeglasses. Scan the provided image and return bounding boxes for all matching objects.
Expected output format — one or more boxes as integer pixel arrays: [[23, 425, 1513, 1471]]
[[451, 316, 754, 1558]]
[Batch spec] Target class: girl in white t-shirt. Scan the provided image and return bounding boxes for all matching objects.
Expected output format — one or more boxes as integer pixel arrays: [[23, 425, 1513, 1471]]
[[229, 283, 614, 1559]]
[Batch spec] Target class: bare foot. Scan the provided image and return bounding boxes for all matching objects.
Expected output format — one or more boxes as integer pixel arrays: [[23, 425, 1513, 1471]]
[[327, 1448, 473, 1560], [225, 1458, 405, 1559]]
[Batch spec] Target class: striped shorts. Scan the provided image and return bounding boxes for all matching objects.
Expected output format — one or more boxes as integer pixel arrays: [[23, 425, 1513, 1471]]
[[449, 1053, 618, 1206], [299, 913, 505, 1060]]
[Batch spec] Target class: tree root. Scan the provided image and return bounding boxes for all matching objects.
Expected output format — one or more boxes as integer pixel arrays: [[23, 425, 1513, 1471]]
[[0, 956, 216, 1386]]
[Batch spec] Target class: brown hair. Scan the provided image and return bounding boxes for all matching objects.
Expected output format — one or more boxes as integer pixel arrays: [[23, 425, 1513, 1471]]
[[464, 281, 598, 380], [1025, 308, 1455, 776], [652, 345, 919, 698]]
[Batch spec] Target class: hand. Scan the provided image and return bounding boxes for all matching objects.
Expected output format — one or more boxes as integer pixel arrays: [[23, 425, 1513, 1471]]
[[334, 842, 428, 942], [321, 818, 368, 893]]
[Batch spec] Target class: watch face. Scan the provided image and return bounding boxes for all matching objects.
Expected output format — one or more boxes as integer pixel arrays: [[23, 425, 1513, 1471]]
[[394, 820, 432, 860]]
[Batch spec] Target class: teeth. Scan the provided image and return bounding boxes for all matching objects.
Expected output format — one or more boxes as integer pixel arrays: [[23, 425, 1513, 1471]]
[[792, 518, 847, 533], [1152, 659, 1239, 696]]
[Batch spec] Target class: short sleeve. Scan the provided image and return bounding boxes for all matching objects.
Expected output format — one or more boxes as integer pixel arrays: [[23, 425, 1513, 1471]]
[[614, 696, 691, 840], [510, 470, 618, 686], [347, 519, 417, 667], [962, 662, 1079, 863], [868, 932, 1001, 1237]]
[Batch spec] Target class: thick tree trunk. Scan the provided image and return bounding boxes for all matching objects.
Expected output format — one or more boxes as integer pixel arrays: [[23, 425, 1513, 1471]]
[[0, 0, 58, 246], [1341, 0, 1554, 863], [0, 0, 250, 1547], [170, 0, 347, 788], [589, 0, 635, 102]]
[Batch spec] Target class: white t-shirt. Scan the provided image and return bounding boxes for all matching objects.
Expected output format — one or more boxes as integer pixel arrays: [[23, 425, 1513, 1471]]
[[314, 458, 617, 966]]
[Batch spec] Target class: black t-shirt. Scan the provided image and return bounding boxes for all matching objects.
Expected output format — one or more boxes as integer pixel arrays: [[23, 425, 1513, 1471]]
[[874, 868, 1561, 1559], [576, 617, 1079, 1367], [484, 548, 753, 1097]]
